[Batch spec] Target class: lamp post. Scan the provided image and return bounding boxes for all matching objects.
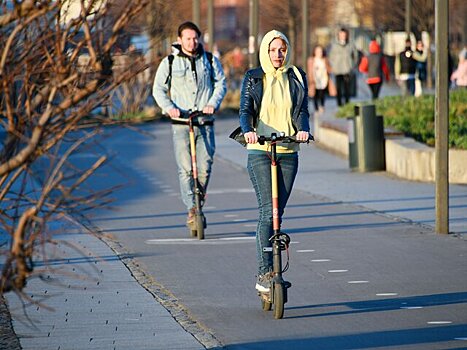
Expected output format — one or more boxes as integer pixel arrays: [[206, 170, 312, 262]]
[[207, 0, 214, 51], [405, 0, 412, 38], [302, 0, 309, 69], [193, 0, 200, 27], [248, 0, 259, 68], [435, 0, 449, 234]]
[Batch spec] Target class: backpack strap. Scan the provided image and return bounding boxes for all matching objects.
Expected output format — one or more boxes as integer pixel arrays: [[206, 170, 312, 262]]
[[205, 51, 213, 66], [205, 51, 214, 84], [164, 54, 175, 88]]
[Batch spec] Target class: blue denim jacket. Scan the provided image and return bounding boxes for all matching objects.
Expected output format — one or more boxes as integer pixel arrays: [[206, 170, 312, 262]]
[[152, 45, 226, 119]]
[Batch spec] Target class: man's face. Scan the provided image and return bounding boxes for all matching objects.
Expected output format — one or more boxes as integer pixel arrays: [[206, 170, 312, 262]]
[[338, 31, 347, 43], [178, 29, 199, 56]]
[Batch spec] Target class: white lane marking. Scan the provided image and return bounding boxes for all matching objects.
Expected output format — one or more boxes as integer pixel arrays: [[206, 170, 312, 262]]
[[224, 214, 238, 218], [208, 188, 255, 194], [376, 293, 399, 296], [348, 280, 369, 284], [454, 337, 467, 340], [290, 241, 300, 245], [145, 237, 255, 245], [244, 224, 257, 227], [328, 269, 348, 273], [233, 218, 248, 222], [427, 321, 452, 325], [297, 249, 315, 253], [400, 306, 423, 309], [311, 259, 331, 262]]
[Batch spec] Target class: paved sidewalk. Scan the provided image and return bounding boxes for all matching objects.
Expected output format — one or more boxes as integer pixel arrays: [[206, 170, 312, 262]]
[[3, 218, 206, 350]]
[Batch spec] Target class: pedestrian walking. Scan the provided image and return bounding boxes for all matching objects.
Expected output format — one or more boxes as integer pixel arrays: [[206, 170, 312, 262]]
[[395, 38, 422, 96], [414, 40, 428, 96], [329, 28, 358, 106], [358, 40, 390, 100], [307, 45, 334, 113], [153, 21, 226, 224], [451, 47, 467, 89], [229, 30, 310, 292]]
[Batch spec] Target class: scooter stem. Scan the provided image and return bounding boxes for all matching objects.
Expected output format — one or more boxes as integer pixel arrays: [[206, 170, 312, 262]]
[[189, 120, 198, 180], [270, 136, 280, 233]]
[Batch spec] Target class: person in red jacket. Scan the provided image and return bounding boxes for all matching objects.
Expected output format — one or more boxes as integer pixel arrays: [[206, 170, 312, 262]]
[[359, 40, 390, 99]]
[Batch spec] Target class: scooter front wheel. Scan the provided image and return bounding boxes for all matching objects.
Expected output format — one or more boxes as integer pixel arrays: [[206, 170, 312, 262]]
[[196, 214, 205, 240], [273, 284, 284, 319]]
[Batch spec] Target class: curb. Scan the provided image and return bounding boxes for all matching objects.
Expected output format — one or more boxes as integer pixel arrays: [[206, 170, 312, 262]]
[[76, 216, 224, 350]]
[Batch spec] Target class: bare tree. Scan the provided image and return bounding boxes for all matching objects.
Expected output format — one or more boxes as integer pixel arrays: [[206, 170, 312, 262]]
[[0, 0, 148, 294]]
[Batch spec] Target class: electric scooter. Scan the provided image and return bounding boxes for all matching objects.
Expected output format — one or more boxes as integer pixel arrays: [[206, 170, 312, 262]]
[[170, 111, 213, 240], [256, 132, 313, 319]]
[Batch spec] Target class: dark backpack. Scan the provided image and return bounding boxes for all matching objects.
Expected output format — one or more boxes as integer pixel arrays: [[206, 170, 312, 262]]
[[165, 52, 214, 88]]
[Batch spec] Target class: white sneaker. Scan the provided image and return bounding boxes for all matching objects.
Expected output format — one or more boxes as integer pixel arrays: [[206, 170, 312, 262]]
[[255, 273, 272, 293]]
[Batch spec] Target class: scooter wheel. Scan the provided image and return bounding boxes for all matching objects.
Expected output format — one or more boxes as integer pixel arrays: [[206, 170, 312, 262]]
[[273, 284, 284, 319], [196, 214, 205, 240]]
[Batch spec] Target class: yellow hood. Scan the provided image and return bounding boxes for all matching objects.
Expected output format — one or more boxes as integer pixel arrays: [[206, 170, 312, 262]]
[[259, 30, 292, 74]]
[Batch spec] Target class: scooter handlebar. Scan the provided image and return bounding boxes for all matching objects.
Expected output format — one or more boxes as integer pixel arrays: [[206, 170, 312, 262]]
[[169, 111, 214, 125], [257, 132, 314, 145]]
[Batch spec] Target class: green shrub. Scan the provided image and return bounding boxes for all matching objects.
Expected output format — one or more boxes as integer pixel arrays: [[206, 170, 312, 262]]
[[336, 89, 467, 149]]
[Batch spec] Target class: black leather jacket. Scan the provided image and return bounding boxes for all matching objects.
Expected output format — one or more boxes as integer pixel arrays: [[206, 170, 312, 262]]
[[236, 67, 310, 135]]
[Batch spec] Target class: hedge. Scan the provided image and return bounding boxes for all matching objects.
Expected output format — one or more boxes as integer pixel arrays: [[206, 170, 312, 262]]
[[335, 89, 467, 150]]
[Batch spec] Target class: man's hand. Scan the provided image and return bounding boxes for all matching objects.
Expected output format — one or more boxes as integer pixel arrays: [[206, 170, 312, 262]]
[[168, 108, 180, 118], [295, 131, 310, 142], [244, 131, 258, 144], [203, 105, 215, 114]]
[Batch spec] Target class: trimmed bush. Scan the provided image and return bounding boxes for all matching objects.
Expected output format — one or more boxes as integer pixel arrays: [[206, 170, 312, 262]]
[[336, 89, 467, 150]]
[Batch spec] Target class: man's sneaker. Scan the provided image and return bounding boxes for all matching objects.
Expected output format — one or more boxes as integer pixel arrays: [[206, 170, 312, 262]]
[[186, 208, 196, 225], [255, 272, 273, 293]]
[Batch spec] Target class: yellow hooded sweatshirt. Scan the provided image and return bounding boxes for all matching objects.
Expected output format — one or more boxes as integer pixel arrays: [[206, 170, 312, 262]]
[[248, 30, 302, 153]]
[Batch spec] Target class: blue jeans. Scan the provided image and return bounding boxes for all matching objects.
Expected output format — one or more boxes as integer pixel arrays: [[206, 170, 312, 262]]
[[172, 124, 215, 210], [247, 152, 298, 275]]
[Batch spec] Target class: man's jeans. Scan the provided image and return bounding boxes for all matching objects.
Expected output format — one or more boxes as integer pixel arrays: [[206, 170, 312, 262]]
[[247, 152, 298, 275], [172, 124, 215, 211]]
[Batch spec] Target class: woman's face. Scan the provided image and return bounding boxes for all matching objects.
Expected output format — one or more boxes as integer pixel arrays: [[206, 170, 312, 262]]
[[269, 38, 287, 68], [314, 46, 323, 58]]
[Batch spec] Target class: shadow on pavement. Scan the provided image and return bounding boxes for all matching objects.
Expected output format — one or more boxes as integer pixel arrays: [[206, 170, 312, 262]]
[[285, 291, 467, 319], [220, 324, 467, 350]]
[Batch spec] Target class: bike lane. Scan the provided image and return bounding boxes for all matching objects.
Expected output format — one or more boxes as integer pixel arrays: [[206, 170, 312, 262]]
[[85, 117, 467, 349]]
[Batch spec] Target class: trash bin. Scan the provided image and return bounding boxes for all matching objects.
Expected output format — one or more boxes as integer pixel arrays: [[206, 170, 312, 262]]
[[347, 104, 386, 172]]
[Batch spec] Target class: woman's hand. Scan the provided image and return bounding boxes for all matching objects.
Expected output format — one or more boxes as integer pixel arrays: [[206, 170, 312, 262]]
[[296, 131, 309, 142], [244, 131, 258, 144]]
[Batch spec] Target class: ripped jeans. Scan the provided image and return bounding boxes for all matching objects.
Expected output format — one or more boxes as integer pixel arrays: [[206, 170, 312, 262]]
[[247, 151, 298, 275]]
